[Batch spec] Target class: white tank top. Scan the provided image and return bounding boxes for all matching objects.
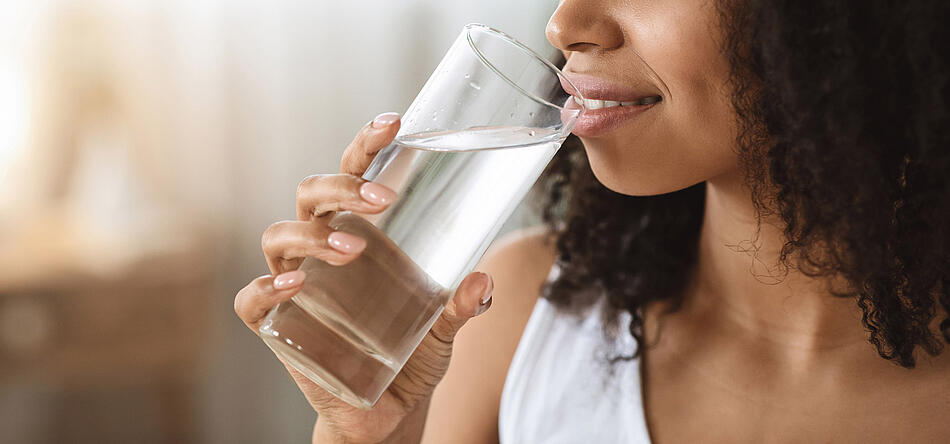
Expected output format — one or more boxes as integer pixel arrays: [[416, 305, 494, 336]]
[[498, 264, 652, 443]]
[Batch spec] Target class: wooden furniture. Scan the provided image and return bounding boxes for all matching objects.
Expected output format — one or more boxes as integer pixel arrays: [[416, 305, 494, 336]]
[[0, 215, 214, 444]]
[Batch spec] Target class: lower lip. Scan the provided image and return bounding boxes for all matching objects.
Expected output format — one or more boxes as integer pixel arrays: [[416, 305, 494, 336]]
[[570, 101, 659, 138]]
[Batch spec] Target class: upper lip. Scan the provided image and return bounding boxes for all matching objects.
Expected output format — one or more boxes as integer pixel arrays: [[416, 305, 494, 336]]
[[560, 72, 662, 103]]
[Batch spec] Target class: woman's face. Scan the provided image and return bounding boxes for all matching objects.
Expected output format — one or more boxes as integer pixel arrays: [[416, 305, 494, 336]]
[[548, 0, 739, 195]]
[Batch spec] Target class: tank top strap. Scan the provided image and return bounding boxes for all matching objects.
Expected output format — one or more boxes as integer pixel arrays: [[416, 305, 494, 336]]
[[498, 262, 652, 443]]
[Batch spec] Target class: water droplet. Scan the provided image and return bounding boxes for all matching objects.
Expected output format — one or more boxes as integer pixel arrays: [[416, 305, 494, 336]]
[[509, 113, 515, 118], [469, 82, 481, 90], [464, 73, 470, 79], [528, 130, 536, 136], [529, 112, 535, 117]]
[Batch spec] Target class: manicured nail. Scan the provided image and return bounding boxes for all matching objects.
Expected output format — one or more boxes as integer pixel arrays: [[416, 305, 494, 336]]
[[474, 274, 493, 316], [480, 274, 494, 305], [371, 112, 400, 129], [328, 231, 367, 254], [273, 270, 306, 290], [360, 182, 397, 206]]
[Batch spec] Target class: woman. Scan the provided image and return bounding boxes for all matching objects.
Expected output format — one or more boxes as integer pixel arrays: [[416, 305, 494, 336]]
[[235, 0, 950, 442]]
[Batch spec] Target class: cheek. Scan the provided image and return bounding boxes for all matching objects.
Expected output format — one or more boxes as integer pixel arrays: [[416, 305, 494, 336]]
[[584, 85, 738, 197], [581, 56, 738, 196], [581, 115, 737, 197], [584, 0, 739, 196]]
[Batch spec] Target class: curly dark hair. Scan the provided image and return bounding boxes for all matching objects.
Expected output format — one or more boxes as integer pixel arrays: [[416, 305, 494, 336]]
[[534, 0, 950, 368]]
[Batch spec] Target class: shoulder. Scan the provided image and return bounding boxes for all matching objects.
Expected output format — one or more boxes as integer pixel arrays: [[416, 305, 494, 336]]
[[479, 224, 559, 294], [470, 225, 560, 350], [451, 223, 559, 379], [421, 225, 559, 444]]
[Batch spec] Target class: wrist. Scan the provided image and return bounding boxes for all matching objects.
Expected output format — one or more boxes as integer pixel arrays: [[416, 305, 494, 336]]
[[311, 398, 431, 444], [313, 419, 374, 444], [385, 398, 431, 444]]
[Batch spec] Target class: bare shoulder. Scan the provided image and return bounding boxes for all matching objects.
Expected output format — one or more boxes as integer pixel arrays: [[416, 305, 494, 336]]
[[421, 225, 558, 444], [477, 224, 559, 304], [467, 224, 560, 349]]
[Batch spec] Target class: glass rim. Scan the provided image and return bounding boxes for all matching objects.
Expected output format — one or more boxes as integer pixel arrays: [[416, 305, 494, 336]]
[[464, 23, 586, 111]]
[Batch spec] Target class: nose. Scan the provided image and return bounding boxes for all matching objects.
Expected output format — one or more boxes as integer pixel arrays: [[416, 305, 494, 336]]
[[545, 0, 624, 55]]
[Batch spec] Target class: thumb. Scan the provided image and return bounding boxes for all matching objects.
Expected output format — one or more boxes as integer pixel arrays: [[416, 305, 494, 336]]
[[428, 272, 494, 344]]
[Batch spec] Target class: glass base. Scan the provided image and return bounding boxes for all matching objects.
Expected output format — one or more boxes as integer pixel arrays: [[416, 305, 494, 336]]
[[259, 299, 399, 410]]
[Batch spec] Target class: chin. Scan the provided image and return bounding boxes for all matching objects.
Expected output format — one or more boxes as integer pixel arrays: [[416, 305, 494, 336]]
[[581, 139, 685, 197], [580, 138, 717, 197]]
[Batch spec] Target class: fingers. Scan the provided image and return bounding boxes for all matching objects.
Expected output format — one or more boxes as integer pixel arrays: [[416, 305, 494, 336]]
[[296, 174, 397, 221], [234, 274, 349, 414], [234, 271, 306, 332], [386, 272, 493, 408], [340, 112, 401, 176], [263, 112, 400, 279], [261, 220, 366, 275], [428, 272, 494, 345]]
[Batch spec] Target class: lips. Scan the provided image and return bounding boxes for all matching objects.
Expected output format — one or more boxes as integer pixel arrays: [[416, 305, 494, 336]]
[[560, 72, 663, 138]]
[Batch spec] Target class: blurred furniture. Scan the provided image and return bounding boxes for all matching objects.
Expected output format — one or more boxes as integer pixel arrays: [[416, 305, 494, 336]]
[[0, 4, 217, 441], [0, 216, 214, 444]]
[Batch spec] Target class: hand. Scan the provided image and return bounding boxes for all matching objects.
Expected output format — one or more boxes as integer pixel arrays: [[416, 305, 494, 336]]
[[234, 112, 494, 444]]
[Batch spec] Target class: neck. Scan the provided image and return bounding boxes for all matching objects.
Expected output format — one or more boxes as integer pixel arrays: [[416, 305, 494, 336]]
[[686, 170, 867, 354]]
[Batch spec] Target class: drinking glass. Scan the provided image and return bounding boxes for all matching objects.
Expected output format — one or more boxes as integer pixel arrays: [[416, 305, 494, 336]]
[[259, 23, 585, 409]]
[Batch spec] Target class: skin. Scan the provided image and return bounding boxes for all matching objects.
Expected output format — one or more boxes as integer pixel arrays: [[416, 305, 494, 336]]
[[546, 1, 950, 442], [235, 0, 950, 442]]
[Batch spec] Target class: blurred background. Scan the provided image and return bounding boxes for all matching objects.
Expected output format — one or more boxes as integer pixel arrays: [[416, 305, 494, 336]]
[[0, 1, 558, 442]]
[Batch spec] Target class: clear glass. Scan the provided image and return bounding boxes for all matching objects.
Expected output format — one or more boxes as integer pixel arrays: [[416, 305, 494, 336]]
[[258, 23, 586, 409]]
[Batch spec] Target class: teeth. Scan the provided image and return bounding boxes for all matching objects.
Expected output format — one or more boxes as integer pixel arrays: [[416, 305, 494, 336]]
[[575, 95, 662, 109]]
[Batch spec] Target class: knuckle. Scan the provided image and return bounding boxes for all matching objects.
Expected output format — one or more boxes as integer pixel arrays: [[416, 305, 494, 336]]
[[261, 220, 292, 251], [233, 290, 244, 316], [342, 148, 359, 165], [234, 275, 274, 319], [234, 296, 251, 321], [296, 174, 329, 199], [298, 174, 366, 213], [233, 284, 255, 317], [353, 123, 375, 144], [342, 125, 384, 162]]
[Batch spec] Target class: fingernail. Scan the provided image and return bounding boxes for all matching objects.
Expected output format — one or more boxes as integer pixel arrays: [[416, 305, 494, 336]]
[[480, 274, 494, 305], [371, 112, 400, 129], [273, 270, 306, 290], [360, 182, 397, 206], [328, 231, 367, 254]]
